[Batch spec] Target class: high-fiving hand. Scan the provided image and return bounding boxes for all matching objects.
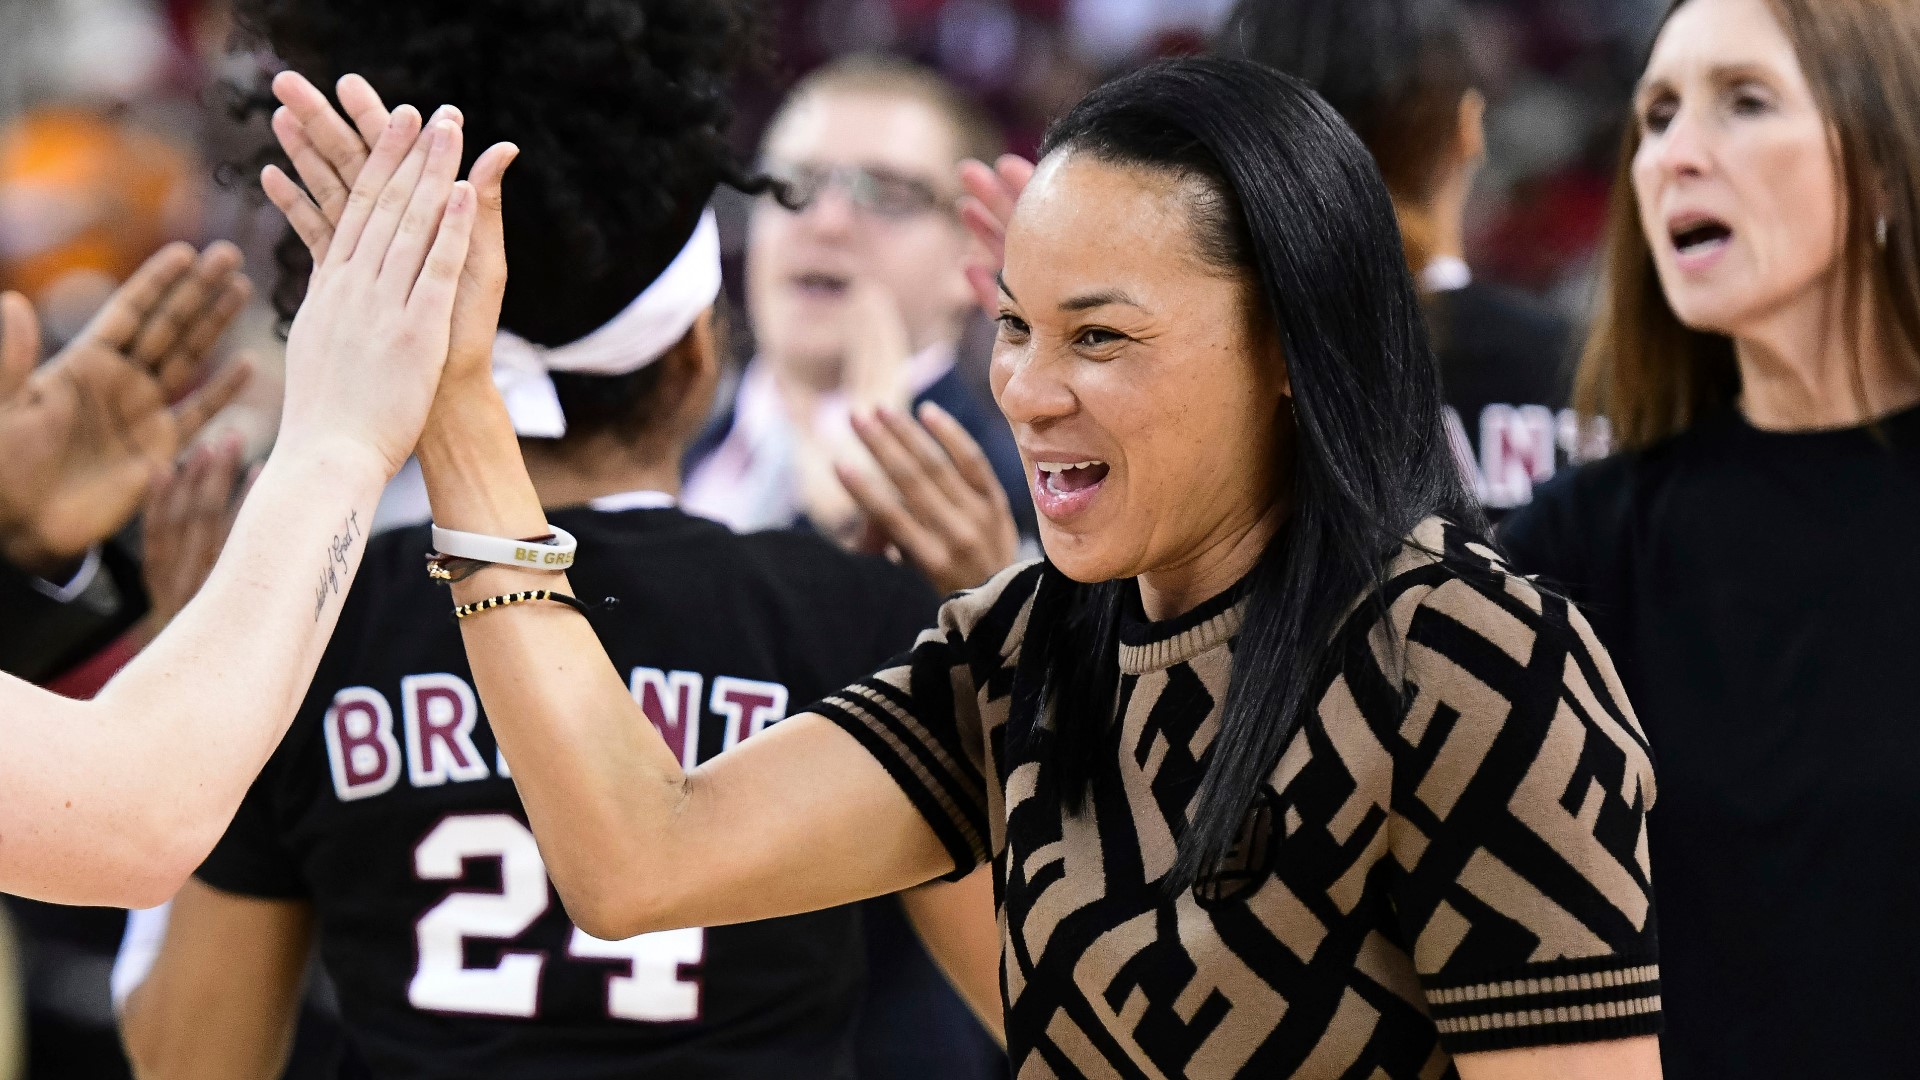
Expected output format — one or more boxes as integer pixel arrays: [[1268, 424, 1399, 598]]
[[269, 99, 486, 477], [264, 72, 516, 396], [0, 91, 492, 911], [0, 245, 251, 578]]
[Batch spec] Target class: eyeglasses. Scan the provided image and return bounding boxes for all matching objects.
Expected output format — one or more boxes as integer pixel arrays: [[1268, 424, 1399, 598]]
[[762, 163, 954, 222]]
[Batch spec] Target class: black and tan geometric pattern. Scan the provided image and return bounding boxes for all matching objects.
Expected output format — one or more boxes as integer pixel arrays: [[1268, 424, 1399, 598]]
[[813, 518, 1660, 1078]]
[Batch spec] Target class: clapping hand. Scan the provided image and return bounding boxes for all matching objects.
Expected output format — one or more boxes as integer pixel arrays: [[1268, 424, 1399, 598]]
[[138, 435, 257, 644], [794, 276, 913, 540], [838, 402, 1020, 596], [0, 244, 252, 578], [957, 155, 1034, 318]]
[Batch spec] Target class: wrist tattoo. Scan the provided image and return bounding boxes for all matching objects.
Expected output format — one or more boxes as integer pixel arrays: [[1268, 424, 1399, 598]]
[[313, 510, 363, 622]]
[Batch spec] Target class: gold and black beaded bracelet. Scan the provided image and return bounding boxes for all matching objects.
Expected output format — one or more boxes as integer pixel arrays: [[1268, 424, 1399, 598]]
[[451, 589, 596, 622]]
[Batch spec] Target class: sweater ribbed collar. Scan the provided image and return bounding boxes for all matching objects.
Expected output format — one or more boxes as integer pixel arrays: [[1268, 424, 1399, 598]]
[[1116, 577, 1248, 675]]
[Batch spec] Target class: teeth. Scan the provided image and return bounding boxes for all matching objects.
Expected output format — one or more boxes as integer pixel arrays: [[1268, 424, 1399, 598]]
[[1037, 460, 1105, 474]]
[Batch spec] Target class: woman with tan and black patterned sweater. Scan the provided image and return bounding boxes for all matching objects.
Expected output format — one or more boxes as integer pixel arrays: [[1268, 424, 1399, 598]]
[[299, 57, 1667, 1079], [815, 516, 1657, 1074]]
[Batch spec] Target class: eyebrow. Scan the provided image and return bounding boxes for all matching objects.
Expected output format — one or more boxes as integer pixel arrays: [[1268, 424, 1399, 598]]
[[994, 272, 1148, 315], [1637, 61, 1779, 99], [1060, 289, 1145, 313]]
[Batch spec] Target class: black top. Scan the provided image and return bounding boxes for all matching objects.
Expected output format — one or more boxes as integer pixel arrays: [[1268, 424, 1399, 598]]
[[814, 519, 1660, 1077], [1500, 402, 1920, 1079], [0, 540, 144, 681], [1430, 281, 1600, 515], [198, 505, 939, 1079]]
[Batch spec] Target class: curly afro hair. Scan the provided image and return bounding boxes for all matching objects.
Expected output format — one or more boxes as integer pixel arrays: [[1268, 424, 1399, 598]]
[[234, 0, 765, 436]]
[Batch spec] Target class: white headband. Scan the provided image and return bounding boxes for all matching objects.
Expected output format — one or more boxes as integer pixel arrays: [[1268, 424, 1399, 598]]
[[492, 209, 722, 438]]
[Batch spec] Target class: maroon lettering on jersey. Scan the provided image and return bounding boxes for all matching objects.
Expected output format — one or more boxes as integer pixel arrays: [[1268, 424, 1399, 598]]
[[1481, 403, 1558, 509], [710, 676, 789, 752], [325, 686, 403, 801], [630, 668, 704, 771], [402, 674, 491, 787]]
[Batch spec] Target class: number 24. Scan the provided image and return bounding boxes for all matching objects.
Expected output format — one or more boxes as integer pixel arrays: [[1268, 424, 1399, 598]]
[[408, 814, 702, 1021]]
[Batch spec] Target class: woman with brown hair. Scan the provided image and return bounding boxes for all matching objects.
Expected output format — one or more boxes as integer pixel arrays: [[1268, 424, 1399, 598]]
[[1500, 0, 1920, 1075]]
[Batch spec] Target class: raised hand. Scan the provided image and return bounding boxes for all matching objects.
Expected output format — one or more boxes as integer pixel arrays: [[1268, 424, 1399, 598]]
[[957, 155, 1035, 317], [271, 103, 479, 477], [264, 72, 516, 391], [138, 435, 255, 645], [0, 81, 487, 913], [838, 402, 1021, 595], [0, 245, 252, 578]]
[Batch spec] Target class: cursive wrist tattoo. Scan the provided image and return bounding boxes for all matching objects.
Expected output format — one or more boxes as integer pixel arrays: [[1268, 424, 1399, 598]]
[[313, 510, 363, 622]]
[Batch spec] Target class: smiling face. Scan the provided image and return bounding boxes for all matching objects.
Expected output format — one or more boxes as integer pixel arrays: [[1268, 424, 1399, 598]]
[[991, 151, 1288, 590], [747, 88, 978, 388], [1632, 0, 1844, 337]]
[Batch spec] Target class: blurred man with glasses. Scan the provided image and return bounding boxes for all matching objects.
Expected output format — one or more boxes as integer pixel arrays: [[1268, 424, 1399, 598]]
[[682, 55, 1017, 1080], [684, 55, 1032, 552]]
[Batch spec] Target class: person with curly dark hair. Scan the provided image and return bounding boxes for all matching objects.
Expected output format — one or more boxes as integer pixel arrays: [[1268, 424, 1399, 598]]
[[114, 3, 1004, 1078]]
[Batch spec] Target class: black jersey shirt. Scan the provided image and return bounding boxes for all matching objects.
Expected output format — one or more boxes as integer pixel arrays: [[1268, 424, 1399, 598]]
[[1500, 402, 1920, 1079], [198, 504, 939, 1079], [1429, 280, 1607, 518]]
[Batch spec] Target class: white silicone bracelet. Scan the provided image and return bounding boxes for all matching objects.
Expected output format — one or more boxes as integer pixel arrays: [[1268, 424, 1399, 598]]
[[430, 524, 578, 570]]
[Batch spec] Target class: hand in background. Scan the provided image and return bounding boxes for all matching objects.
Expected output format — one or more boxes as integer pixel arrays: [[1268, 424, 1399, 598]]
[[0, 244, 252, 579], [794, 276, 914, 539], [957, 155, 1035, 318], [136, 436, 258, 646], [838, 402, 1020, 595]]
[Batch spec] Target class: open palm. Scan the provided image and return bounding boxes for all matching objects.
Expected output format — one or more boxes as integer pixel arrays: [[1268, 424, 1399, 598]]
[[0, 242, 252, 576]]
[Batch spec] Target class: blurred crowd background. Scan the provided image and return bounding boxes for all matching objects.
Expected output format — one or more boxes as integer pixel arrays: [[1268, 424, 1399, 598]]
[[0, 0, 1668, 1075]]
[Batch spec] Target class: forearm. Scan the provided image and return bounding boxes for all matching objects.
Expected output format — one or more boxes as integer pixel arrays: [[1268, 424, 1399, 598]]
[[0, 443, 387, 906], [900, 866, 1005, 1045], [414, 381, 951, 937], [123, 977, 295, 1080], [416, 381, 695, 924], [121, 882, 309, 1080], [1456, 1036, 1662, 1080]]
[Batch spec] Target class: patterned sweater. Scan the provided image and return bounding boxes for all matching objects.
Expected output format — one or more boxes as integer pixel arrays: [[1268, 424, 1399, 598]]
[[813, 519, 1660, 1078]]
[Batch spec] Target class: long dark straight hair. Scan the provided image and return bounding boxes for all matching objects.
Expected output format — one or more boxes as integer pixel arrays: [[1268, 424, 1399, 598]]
[[1023, 57, 1483, 893]]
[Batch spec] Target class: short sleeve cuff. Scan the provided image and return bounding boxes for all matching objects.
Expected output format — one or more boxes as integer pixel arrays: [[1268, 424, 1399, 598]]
[[811, 682, 989, 883], [1423, 956, 1662, 1055]]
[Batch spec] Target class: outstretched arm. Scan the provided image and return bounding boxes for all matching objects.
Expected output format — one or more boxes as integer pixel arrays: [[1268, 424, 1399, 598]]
[[264, 73, 953, 940], [0, 105, 479, 908], [421, 381, 951, 940]]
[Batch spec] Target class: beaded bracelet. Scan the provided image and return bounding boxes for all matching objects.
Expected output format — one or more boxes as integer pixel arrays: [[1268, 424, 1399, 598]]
[[452, 589, 595, 622]]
